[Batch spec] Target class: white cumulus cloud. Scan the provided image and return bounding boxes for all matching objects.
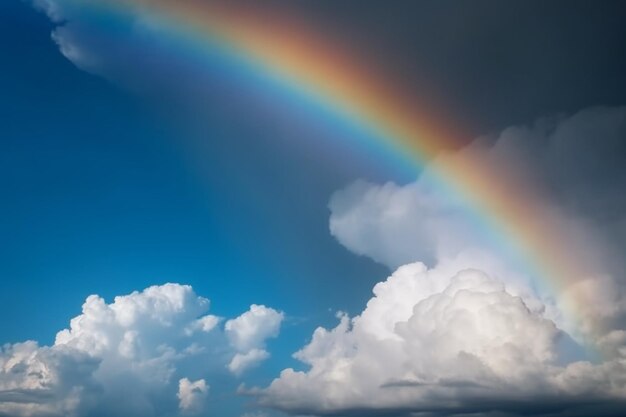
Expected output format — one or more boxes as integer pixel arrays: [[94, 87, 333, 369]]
[[225, 305, 284, 376], [0, 283, 283, 417], [329, 178, 487, 269], [225, 305, 284, 353], [177, 378, 208, 414], [228, 349, 270, 376], [258, 262, 626, 416], [255, 106, 626, 416]]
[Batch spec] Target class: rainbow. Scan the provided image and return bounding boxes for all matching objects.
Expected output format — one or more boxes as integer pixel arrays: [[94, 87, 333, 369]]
[[55, 0, 600, 344]]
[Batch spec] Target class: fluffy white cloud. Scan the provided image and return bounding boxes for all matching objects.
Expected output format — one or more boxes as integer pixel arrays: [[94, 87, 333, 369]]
[[228, 349, 270, 376], [177, 378, 208, 414], [329, 178, 489, 269], [225, 305, 284, 376], [0, 284, 283, 417], [225, 305, 284, 353], [256, 107, 626, 416], [258, 262, 626, 416], [299, 107, 626, 417]]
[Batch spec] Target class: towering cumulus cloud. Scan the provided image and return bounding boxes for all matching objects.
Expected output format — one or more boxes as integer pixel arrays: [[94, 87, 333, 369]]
[[259, 263, 626, 416], [258, 108, 626, 416], [0, 284, 283, 417]]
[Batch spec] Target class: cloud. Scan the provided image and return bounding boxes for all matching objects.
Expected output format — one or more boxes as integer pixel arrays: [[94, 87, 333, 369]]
[[482, 106, 626, 280], [0, 341, 98, 417], [257, 262, 626, 416], [31, 0, 119, 77], [177, 378, 208, 414], [329, 107, 626, 338], [225, 305, 284, 353], [225, 305, 284, 376], [24, 2, 626, 415], [228, 349, 270, 376], [0, 284, 283, 417], [30, 0, 249, 103], [329, 179, 487, 269], [330, 107, 626, 274], [32, 0, 64, 22], [255, 107, 626, 416]]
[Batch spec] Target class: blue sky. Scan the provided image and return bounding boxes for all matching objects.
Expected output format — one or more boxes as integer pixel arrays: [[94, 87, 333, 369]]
[[1, 0, 389, 341], [1, 5, 399, 414], [2, 1, 626, 417]]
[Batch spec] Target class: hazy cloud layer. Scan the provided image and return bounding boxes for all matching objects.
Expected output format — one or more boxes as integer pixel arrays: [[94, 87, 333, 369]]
[[0, 284, 283, 417], [330, 106, 626, 273], [329, 107, 626, 336]]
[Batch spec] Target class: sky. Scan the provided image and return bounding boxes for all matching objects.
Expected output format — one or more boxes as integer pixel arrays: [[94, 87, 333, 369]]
[[1, 1, 626, 416]]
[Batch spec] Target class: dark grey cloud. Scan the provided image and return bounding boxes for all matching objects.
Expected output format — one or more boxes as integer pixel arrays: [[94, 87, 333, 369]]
[[277, 0, 626, 137], [479, 106, 626, 285], [35, 0, 626, 141]]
